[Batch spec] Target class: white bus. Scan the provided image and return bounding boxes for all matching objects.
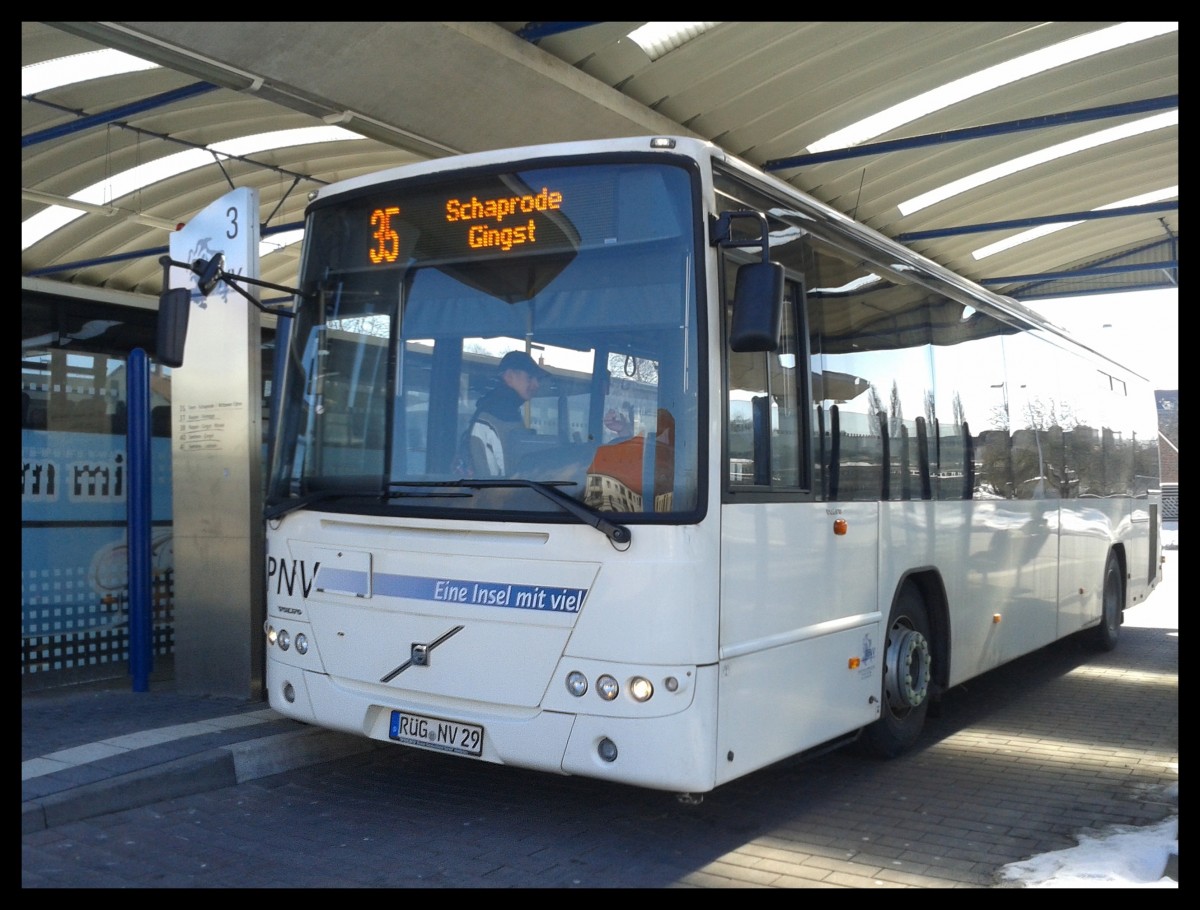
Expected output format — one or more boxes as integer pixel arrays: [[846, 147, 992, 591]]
[[163, 136, 1163, 800]]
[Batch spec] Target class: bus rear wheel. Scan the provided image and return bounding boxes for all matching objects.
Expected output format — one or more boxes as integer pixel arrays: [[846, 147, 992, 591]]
[[1090, 552, 1123, 652], [859, 582, 932, 758]]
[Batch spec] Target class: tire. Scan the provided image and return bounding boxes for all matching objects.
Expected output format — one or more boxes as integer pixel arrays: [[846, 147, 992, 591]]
[[1090, 552, 1123, 652], [859, 582, 933, 758]]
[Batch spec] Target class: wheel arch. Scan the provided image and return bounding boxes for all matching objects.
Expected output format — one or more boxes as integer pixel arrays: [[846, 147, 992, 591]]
[[1109, 543, 1128, 605], [1088, 544, 1127, 652]]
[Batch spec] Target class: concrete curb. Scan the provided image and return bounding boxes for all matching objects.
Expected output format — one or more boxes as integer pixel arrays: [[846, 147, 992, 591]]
[[227, 726, 380, 783], [22, 749, 235, 834], [22, 727, 379, 833]]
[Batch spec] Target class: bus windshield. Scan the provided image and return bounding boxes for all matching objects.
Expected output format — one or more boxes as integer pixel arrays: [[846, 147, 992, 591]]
[[268, 159, 702, 521]]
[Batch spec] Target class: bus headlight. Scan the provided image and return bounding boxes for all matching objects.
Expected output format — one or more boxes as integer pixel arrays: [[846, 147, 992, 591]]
[[294, 633, 309, 655], [629, 676, 654, 702], [265, 625, 277, 645], [596, 674, 619, 701], [277, 629, 291, 651], [566, 671, 588, 697]]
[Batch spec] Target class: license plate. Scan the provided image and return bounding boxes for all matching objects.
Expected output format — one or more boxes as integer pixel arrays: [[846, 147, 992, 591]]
[[389, 710, 483, 757]]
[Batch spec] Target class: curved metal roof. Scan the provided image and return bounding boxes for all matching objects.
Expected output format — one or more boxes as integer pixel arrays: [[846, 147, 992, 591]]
[[22, 21, 1177, 303]]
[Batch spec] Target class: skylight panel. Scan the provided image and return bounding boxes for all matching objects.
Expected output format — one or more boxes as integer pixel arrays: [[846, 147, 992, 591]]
[[22, 48, 159, 95], [627, 22, 719, 61], [261, 229, 305, 258], [898, 110, 1177, 216], [807, 22, 1177, 154], [22, 126, 363, 251]]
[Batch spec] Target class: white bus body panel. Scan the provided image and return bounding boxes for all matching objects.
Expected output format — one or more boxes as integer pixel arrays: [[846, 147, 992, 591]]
[[712, 491, 1150, 787], [716, 501, 882, 785], [937, 499, 1061, 673], [1056, 499, 1127, 636], [1123, 500, 1162, 602], [265, 511, 726, 792], [877, 498, 1138, 688]]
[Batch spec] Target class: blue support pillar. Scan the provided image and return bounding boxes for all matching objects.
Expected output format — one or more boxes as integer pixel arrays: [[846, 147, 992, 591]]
[[127, 348, 153, 691]]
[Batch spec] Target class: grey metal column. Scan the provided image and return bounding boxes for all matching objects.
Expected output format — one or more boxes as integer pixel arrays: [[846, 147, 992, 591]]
[[167, 187, 265, 699]]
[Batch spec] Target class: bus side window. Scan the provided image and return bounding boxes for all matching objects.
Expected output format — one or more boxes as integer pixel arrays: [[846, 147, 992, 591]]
[[725, 261, 804, 490]]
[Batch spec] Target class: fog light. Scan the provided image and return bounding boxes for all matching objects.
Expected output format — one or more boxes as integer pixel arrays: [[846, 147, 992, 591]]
[[294, 633, 308, 655], [596, 674, 619, 700], [278, 629, 290, 651], [597, 737, 618, 762], [283, 682, 295, 703], [566, 671, 588, 697], [629, 676, 654, 702]]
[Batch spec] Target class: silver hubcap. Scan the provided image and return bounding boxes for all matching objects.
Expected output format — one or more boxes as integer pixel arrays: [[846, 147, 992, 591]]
[[884, 626, 931, 712]]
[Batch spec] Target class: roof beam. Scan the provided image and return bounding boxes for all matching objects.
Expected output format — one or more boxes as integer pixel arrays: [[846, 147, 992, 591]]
[[22, 82, 220, 147], [897, 201, 1179, 242], [762, 95, 1179, 171], [514, 22, 603, 42]]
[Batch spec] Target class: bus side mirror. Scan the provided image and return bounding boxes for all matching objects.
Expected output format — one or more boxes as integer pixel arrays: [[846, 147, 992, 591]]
[[156, 286, 191, 368], [729, 260, 784, 352]]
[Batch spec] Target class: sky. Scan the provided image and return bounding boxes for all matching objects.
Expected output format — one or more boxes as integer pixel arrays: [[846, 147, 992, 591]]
[[1028, 288, 1179, 391]]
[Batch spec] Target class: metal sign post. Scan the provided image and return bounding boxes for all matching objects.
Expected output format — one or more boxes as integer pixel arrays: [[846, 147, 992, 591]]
[[166, 187, 265, 698]]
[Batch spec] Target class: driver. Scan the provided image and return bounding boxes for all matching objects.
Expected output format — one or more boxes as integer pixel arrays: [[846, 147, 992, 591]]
[[464, 351, 547, 477]]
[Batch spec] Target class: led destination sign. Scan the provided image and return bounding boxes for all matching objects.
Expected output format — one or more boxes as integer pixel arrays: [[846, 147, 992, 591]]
[[446, 186, 563, 253], [367, 186, 566, 265], [308, 161, 688, 304]]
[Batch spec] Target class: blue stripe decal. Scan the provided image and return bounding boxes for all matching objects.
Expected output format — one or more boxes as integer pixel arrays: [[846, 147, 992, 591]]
[[373, 573, 587, 613]]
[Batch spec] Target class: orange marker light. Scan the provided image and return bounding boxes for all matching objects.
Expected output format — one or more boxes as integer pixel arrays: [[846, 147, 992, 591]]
[[833, 518, 848, 535]]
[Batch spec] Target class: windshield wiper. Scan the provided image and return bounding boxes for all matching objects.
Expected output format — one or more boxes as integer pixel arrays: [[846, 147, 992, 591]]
[[456, 479, 631, 544], [401, 478, 630, 544], [266, 479, 631, 545], [264, 485, 472, 521]]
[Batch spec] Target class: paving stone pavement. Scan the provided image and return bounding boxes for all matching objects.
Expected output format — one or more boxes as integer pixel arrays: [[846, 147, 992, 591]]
[[22, 543, 1177, 887]]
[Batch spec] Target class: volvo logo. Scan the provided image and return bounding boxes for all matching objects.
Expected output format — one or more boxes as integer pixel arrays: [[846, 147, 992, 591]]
[[380, 625, 464, 682]]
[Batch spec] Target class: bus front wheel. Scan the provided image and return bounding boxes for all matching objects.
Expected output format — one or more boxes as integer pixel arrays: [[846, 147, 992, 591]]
[[859, 582, 932, 758]]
